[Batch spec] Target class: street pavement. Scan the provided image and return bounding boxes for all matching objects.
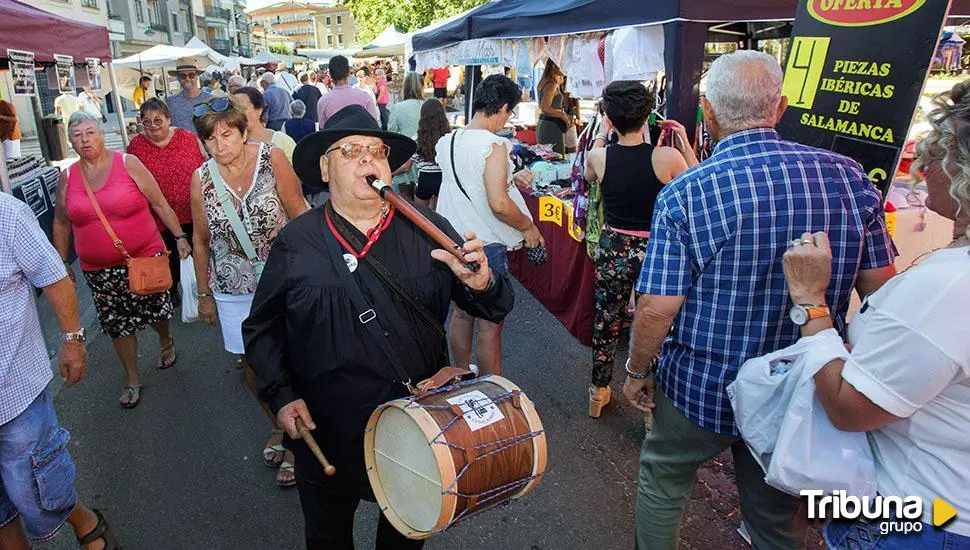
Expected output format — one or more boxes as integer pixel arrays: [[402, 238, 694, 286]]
[[31, 277, 772, 550]]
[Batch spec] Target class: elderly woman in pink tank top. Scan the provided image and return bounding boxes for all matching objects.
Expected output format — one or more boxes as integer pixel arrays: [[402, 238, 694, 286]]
[[52, 111, 191, 409]]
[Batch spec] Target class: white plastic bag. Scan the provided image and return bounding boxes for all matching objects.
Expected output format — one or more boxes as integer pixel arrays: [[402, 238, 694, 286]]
[[728, 329, 877, 498], [180, 257, 199, 323]]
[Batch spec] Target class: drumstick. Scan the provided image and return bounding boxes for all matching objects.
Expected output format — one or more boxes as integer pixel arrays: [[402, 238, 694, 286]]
[[295, 418, 336, 476], [366, 175, 481, 272]]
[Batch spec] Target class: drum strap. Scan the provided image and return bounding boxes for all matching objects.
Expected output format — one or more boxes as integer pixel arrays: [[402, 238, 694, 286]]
[[321, 204, 414, 389]]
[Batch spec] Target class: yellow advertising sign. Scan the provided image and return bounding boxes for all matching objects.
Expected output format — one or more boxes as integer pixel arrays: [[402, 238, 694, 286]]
[[564, 203, 584, 242], [538, 196, 563, 227], [782, 37, 831, 110]]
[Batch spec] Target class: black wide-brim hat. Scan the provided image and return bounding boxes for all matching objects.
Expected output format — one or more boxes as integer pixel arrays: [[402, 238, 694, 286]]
[[293, 104, 417, 192]]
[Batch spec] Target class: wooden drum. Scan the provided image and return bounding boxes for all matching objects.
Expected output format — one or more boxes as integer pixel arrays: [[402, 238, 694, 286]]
[[364, 375, 547, 539]]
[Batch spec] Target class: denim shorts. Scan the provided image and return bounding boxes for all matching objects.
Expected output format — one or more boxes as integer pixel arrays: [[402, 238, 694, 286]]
[[825, 518, 970, 550], [0, 390, 78, 541], [483, 243, 509, 276]]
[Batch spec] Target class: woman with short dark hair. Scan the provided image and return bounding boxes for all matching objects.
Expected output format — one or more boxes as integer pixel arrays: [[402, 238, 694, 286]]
[[584, 80, 698, 418], [190, 96, 307, 486], [232, 86, 297, 162], [436, 75, 541, 376], [127, 98, 207, 307]]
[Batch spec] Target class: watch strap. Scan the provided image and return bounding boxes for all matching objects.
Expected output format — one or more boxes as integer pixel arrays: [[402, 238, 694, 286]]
[[802, 304, 831, 320]]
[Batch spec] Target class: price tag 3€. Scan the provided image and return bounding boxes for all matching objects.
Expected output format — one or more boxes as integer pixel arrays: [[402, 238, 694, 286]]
[[538, 196, 564, 227]]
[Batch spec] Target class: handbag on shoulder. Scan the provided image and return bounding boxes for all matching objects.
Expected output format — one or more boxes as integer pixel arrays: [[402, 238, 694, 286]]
[[78, 165, 172, 295]]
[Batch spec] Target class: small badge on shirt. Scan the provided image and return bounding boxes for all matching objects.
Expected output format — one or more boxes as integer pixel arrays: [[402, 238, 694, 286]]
[[343, 253, 358, 273]]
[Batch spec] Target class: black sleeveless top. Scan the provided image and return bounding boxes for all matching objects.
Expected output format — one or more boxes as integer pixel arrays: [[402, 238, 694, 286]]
[[601, 143, 664, 231]]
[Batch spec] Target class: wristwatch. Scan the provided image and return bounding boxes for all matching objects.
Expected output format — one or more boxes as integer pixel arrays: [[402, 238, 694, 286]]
[[63, 328, 86, 343], [789, 304, 831, 326]]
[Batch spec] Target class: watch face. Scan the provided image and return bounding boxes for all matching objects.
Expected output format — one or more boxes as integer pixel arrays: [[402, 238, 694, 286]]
[[790, 305, 809, 326]]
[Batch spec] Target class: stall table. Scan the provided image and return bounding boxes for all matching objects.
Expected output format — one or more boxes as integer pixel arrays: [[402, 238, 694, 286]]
[[508, 189, 595, 346]]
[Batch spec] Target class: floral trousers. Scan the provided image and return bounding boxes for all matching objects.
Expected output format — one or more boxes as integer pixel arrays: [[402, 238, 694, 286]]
[[592, 228, 649, 387]]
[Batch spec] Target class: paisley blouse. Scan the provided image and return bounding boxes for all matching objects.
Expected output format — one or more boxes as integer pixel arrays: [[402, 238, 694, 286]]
[[198, 142, 289, 294]]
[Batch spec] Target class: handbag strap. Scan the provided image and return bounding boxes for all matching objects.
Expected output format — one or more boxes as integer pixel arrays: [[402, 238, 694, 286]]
[[207, 157, 261, 265], [75, 161, 131, 261], [449, 131, 471, 201], [320, 204, 413, 388], [326, 202, 445, 340]]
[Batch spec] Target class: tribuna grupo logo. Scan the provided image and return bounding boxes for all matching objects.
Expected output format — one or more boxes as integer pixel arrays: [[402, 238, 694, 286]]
[[802, 490, 958, 535]]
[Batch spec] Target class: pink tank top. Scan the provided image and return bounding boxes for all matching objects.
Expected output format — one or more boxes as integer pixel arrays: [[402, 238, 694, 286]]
[[65, 153, 165, 271]]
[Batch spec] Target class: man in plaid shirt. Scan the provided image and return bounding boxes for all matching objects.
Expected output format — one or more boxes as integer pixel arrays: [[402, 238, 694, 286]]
[[624, 51, 897, 549]]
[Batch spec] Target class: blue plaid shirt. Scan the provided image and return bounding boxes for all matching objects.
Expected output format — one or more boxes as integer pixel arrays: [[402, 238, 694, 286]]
[[637, 128, 896, 435]]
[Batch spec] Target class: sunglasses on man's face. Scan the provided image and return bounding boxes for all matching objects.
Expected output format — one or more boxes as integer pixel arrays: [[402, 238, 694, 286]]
[[325, 142, 391, 161], [177, 72, 198, 80], [192, 97, 231, 118]]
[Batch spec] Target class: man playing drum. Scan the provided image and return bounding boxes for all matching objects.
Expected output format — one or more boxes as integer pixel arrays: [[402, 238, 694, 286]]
[[243, 104, 515, 549]]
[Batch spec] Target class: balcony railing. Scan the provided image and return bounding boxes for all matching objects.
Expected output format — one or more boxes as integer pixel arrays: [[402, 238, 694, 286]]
[[205, 5, 231, 20], [237, 46, 251, 57], [150, 20, 169, 32], [211, 38, 231, 55], [237, 20, 249, 33]]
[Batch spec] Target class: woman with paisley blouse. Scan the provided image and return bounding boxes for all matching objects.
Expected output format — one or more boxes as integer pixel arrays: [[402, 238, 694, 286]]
[[189, 96, 307, 487]]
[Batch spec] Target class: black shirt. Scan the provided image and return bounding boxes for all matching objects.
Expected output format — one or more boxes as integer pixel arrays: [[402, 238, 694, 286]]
[[601, 142, 665, 231], [242, 204, 514, 491], [292, 84, 323, 123]]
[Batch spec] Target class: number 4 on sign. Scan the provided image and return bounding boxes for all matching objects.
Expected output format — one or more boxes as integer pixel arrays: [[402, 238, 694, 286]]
[[538, 196, 563, 227]]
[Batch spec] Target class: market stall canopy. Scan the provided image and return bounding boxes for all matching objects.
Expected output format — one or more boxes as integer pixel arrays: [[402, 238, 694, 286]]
[[0, 0, 111, 62], [184, 36, 259, 70], [357, 25, 407, 57], [412, 0, 970, 53], [250, 50, 283, 64], [113, 43, 224, 70], [295, 48, 359, 62]]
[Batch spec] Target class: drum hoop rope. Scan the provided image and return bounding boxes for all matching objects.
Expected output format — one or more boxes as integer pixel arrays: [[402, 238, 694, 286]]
[[437, 473, 545, 533]]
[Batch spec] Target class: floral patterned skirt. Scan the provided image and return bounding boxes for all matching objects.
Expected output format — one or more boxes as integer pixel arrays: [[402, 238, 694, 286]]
[[83, 264, 174, 339]]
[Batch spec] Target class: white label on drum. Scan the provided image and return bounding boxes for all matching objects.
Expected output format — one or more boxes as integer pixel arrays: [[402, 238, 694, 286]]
[[446, 390, 505, 432]]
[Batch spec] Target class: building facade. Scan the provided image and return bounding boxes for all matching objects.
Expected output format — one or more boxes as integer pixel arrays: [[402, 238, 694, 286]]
[[247, 1, 320, 50], [312, 5, 357, 49], [102, 0, 250, 57], [33, 0, 126, 57]]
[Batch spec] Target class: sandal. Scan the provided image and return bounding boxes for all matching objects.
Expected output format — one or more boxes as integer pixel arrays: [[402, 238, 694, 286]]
[[263, 429, 286, 467], [277, 461, 296, 488], [119, 386, 142, 409], [77, 509, 119, 550], [157, 338, 177, 369]]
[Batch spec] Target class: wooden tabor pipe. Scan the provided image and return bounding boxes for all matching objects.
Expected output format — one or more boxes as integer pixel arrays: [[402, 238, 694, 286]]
[[367, 176, 481, 272], [296, 418, 336, 476]]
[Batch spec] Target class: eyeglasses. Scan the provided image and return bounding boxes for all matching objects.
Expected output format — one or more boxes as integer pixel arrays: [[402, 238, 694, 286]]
[[176, 72, 198, 80], [325, 142, 390, 160], [141, 117, 167, 127], [192, 97, 231, 118]]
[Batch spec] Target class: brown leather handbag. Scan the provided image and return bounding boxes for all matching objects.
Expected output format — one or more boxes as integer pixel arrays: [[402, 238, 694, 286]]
[[79, 166, 172, 295]]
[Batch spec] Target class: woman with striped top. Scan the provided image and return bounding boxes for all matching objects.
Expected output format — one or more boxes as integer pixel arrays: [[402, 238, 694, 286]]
[[393, 98, 450, 210]]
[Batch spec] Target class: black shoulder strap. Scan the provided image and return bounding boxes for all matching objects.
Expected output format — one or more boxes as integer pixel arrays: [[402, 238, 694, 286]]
[[326, 203, 445, 340], [450, 131, 471, 201], [320, 204, 413, 386]]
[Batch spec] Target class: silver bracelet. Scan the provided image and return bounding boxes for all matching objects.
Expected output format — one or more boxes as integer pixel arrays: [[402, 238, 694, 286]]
[[625, 357, 653, 380]]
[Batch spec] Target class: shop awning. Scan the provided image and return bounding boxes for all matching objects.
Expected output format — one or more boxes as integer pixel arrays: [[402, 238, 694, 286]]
[[0, 0, 111, 62], [412, 0, 970, 53]]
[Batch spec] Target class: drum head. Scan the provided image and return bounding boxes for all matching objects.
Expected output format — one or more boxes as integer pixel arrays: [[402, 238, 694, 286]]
[[374, 406, 443, 533]]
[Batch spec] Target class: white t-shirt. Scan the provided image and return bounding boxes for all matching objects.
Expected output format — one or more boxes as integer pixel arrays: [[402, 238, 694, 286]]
[[435, 129, 532, 249], [842, 245, 970, 535]]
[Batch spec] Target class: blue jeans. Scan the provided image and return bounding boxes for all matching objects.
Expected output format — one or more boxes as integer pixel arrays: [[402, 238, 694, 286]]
[[825, 519, 970, 549], [0, 390, 77, 541], [483, 243, 509, 276]]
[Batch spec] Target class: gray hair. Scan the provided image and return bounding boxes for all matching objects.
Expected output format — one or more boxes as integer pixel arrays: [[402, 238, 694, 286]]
[[227, 75, 246, 88], [67, 111, 104, 132], [913, 80, 970, 235], [290, 99, 306, 117], [259, 71, 276, 85], [705, 50, 784, 135]]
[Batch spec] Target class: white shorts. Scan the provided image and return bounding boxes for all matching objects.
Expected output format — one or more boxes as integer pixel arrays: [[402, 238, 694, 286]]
[[3, 139, 21, 159], [213, 292, 255, 355]]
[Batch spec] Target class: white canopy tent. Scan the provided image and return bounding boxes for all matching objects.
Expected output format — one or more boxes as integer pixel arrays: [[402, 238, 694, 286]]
[[112, 43, 224, 100], [184, 36, 260, 71], [356, 25, 406, 58]]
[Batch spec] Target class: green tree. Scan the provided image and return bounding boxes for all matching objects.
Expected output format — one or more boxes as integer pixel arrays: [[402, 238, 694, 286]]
[[269, 43, 293, 56], [345, 0, 486, 44]]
